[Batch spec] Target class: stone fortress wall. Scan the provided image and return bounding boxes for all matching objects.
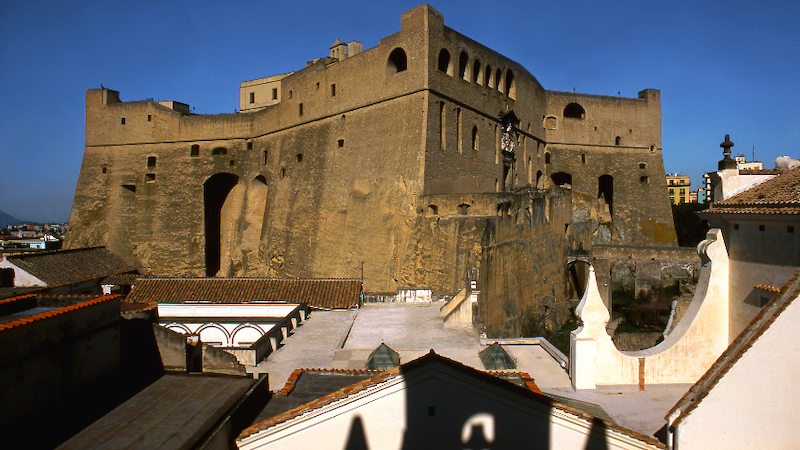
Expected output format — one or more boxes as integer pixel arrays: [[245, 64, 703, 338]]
[[65, 5, 677, 312]]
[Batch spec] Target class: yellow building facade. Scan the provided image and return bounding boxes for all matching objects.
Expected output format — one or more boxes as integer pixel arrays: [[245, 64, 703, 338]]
[[666, 174, 691, 204]]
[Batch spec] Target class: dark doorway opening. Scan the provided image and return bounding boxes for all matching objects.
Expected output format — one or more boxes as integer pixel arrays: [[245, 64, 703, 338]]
[[204, 173, 239, 276]]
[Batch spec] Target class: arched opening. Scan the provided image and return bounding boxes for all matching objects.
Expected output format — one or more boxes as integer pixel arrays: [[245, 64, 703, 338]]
[[212, 147, 227, 155], [471, 125, 478, 151], [504, 70, 515, 99], [147, 156, 156, 168], [615, 136, 621, 146], [598, 174, 614, 216], [551, 172, 572, 188], [458, 51, 468, 80], [567, 261, 591, 299], [472, 60, 481, 84], [458, 203, 470, 215], [564, 103, 585, 119], [198, 324, 229, 347], [545, 152, 551, 164], [204, 173, 239, 277], [387, 48, 407, 75], [438, 49, 451, 74], [427, 204, 438, 216], [484, 65, 492, 87], [232, 325, 264, 347], [495, 68, 502, 91], [535, 170, 544, 189]]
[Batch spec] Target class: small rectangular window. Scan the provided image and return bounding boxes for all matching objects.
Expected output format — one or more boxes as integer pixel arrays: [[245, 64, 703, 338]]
[[249, 92, 255, 104], [263, 151, 267, 165], [190, 144, 200, 156], [102, 167, 107, 174], [147, 115, 152, 121], [145, 173, 156, 182], [299, 103, 303, 116], [247, 142, 253, 150], [280, 168, 286, 178], [734, 223, 739, 230], [337, 139, 344, 148], [120, 117, 126, 125], [288, 90, 293, 99], [272, 88, 278, 100], [331, 84, 336, 96], [759, 225, 765, 231], [789, 226, 795, 233]]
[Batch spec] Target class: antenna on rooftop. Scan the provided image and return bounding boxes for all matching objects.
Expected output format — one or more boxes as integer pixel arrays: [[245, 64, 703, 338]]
[[753, 145, 756, 162]]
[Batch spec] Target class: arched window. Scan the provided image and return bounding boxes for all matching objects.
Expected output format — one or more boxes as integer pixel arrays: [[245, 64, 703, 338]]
[[387, 48, 408, 75], [505, 70, 515, 99], [495, 68, 502, 90], [545, 152, 551, 164], [551, 172, 572, 187], [484, 65, 492, 87], [428, 205, 438, 216], [471, 125, 479, 151], [473, 60, 481, 84], [598, 174, 614, 215], [438, 49, 451, 74], [147, 156, 156, 168], [458, 203, 470, 215], [536, 170, 544, 189], [211, 147, 227, 155], [564, 103, 585, 119], [615, 136, 621, 146], [458, 51, 468, 80]]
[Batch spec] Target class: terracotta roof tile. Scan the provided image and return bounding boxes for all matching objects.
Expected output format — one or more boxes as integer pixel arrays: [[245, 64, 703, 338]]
[[668, 268, 800, 426], [240, 351, 664, 448], [125, 277, 362, 309], [703, 166, 800, 215], [7, 247, 136, 288], [0, 293, 121, 332]]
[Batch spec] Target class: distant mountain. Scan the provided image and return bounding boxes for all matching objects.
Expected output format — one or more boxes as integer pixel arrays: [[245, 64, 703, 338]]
[[0, 209, 25, 228]]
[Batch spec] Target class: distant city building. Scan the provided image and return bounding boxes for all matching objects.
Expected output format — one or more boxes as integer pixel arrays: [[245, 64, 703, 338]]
[[703, 138, 766, 204], [666, 173, 692, 204]]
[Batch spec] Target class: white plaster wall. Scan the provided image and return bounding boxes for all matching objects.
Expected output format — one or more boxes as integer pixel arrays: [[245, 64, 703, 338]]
[[724, 219, 800, 340], [157, 303, 299, 318], [238, 365, 659, 450], [162, 322, 271, 347], [571, 229, 730, 387], [675, 295, 800, 450], [0, 258, 46, 287]]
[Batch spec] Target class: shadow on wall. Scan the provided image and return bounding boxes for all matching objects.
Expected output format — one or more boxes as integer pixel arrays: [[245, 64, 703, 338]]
[[339, 367, 610, 450]]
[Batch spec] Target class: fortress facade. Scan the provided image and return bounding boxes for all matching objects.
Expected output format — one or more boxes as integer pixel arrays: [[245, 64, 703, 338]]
[[65, 5, 676, 301]]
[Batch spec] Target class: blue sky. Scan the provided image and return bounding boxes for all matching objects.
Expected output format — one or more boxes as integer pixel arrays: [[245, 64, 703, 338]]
[[1, 0, 798, 223]]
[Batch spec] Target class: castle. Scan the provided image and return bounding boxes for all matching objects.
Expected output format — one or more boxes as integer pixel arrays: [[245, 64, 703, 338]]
[[64, 5, 676, 304]]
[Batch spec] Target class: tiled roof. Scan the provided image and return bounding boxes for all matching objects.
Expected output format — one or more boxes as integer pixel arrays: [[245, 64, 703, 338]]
[[703, 166, 800, 215], [0, 293, 121, 332], [7, 247, 136, 288], [101, 273, 140, 285], [667, 268, 800, 426], [240, 351, 665, 448], [125, 277, 362, 309], [738, 169, 782, 175]]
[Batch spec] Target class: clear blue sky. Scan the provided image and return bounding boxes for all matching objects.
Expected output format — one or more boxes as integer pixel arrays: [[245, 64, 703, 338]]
[[1, 0, 798, 223]]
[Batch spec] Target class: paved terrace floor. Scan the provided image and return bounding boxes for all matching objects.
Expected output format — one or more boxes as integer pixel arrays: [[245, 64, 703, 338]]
[[252, 301, 691, 437]]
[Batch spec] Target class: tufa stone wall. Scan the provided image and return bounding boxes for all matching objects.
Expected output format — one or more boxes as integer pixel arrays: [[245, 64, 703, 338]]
[[65, 5, 676, 296]]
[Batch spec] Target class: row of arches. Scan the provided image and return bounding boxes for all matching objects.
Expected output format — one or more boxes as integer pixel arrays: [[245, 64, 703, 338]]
[[165, 322, 266, 347], [437, 48, 516, 99]]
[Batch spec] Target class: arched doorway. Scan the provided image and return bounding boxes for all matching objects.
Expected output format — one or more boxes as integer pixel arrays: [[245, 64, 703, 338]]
[[204, 173, 239, 276]]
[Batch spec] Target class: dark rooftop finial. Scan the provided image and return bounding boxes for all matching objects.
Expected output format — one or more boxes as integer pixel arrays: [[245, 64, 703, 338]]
[[718, 133, 737, 170]]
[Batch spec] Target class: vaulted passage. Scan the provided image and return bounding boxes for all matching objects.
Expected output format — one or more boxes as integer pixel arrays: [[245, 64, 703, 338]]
[[204, 173, 239, 276]]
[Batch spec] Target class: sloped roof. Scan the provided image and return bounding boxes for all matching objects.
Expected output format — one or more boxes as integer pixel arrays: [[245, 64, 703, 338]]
[[239, 350, 664, 448], [667, 268, 800, 426], [6, 247, 136, 288], [703, 166, 800, 215], [125, 277, 362, 309], [0, 293, 121, 332]]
